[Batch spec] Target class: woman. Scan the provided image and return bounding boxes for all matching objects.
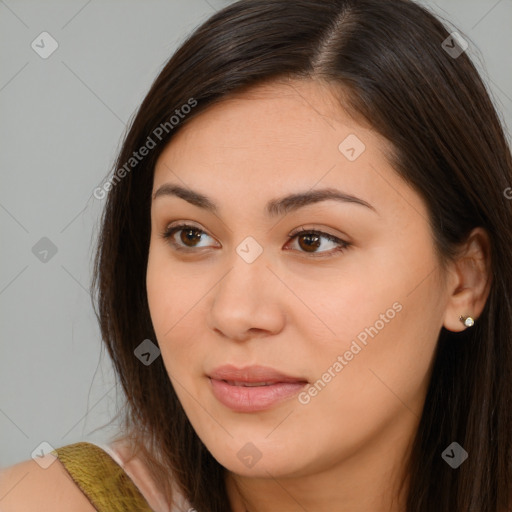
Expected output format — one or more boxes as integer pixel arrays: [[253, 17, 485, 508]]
[[1, 0, 511, 510]]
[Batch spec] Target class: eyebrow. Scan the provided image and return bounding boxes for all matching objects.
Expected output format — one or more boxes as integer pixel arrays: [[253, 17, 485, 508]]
[[152, 183, 377, 217]]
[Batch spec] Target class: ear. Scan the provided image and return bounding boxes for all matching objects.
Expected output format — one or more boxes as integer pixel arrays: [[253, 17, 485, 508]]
[[442, 227, 493, 332]]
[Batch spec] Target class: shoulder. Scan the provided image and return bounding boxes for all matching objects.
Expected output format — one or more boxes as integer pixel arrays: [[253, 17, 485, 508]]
[[0, 454, 95, 511]]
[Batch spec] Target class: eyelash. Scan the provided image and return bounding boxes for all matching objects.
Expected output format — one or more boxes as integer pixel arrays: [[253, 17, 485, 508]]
[[159, 223, 350, 258]]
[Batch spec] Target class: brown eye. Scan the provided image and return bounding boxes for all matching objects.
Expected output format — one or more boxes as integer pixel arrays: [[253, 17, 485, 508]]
[[161, 224, 213, 250], [177, 227, 203, 247], [287, 228, 350, 257], [296, 232, 322, 252]]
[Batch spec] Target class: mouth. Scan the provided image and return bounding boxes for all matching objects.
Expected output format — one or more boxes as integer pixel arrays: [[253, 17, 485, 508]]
[[208, 364, 309, 412]]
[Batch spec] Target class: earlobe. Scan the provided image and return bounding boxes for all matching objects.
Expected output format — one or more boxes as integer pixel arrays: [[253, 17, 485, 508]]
[[442, 227, 492, 333]]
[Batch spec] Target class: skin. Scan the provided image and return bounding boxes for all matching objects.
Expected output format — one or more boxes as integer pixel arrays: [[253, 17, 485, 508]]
[[146, 79, 491, 512]]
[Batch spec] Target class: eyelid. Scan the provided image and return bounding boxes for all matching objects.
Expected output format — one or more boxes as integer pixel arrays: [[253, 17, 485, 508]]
[[287, 224, 347, 240]]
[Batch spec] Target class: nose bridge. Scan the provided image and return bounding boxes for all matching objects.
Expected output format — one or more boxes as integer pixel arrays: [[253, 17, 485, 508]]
[[207, 238, 283, 338], [219, 238, 269, 303]]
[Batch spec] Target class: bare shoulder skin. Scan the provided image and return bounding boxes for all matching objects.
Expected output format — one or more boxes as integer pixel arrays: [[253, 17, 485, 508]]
[[0, 455, 95, 512]]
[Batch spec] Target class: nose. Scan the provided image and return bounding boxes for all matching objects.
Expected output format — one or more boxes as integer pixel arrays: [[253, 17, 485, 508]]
[[206, 249, 285, 342]]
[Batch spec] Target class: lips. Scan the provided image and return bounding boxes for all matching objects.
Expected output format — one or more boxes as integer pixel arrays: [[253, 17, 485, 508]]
[[208, 364, 308, 384], [208, 364, 308, 412]]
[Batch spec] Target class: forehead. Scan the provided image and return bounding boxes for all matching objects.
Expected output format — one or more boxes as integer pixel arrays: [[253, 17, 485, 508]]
[[153, 79, 393, 186]]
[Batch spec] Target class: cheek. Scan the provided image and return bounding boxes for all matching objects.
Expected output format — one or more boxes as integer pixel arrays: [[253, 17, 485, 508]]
[[286, 284, 442, 471], [299, 254, 444, 429], [146, 246, 212, 379], [147, 248, 182, 338]]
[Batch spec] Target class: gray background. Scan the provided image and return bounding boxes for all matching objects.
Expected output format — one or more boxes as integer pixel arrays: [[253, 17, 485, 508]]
[[1, 0, 511, 469]]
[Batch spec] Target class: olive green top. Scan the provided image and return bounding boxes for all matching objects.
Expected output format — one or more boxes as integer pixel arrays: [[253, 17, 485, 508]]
[[52, 442, 153, 511]]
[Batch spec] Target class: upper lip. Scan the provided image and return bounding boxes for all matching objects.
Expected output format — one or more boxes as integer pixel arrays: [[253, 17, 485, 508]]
[[208, 364, 308, 383]]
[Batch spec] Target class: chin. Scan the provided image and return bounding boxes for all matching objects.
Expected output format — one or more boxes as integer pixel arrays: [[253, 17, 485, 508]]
[[203, 436, 314, 479]]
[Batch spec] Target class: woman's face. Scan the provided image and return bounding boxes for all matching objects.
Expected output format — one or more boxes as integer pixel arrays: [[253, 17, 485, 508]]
[[147, 80, 450, 480]]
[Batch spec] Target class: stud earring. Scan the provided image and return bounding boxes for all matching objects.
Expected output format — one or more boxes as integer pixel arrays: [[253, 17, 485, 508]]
[[459, 315, 475, 327]]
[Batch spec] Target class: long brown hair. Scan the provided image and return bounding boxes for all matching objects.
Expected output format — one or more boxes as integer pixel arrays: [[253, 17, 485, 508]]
[[91, 0, 512, 510]]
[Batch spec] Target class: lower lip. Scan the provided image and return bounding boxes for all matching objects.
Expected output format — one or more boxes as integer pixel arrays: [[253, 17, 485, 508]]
[[209, 378, 308, 412]]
